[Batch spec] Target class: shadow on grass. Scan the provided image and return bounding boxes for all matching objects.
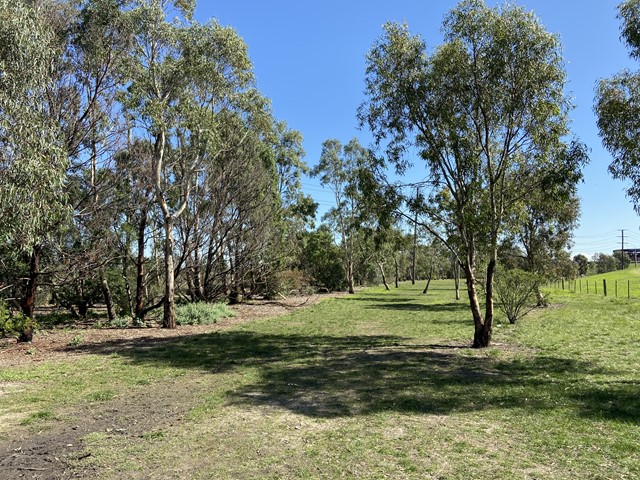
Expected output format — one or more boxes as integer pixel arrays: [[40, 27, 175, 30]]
[[365, 302, 470, 314], [69, 330, 637, 423]]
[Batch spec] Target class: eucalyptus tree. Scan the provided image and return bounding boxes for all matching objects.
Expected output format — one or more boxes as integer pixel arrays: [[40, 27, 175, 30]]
[[595, 0, 640, 210], [0, 0, 134, 340], [313, 138, 376, 294], [0, 1, 67, 342], [359, 0, 579, 347], [123, 0, 262, 327], [272, 121, 317, 271], [513, 142, 587, 305], [573, 254, 589, 276]]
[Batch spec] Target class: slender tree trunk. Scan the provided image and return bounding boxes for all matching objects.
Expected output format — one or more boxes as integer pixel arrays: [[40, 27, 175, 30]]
[[186, 263, 196, 301], [192, 258, 203, 300], [412, 207, 418, 285], [122, 251, 134, 319], [203, 230, 217, 298], [18, 244, 41, 342], [135, 209, 147, 320], [526, 256, 548, 307], [465, 264, 488, 348], [535, 287, 547, 307], [394, 256, 399, 288], [163, 217, 177, 328], [422, 261, 434, 294], [346, 258, 355, 294], [482, 254, 496, 347], [460, 238, 490, 348], [378, 262, 390, 290], [228, 242, 240, 304], [454, 261, 460, 301], [99, 268, 116, 322], [191, 188, 204, 301]]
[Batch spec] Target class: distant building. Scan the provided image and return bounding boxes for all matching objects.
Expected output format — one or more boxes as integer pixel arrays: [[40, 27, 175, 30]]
[[613, 249, 640, 262]]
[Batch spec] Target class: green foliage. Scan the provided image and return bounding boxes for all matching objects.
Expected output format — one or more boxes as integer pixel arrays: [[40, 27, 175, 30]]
[[495, 269, 541, 324], [593, 252, 620, 274], [110, 316, 131, 329], [573, 254, 589, 276], [299, 226, 346, 291], [0, 302, 35, 338], [614, 250, 632, 270], [53, 278, 103, 319], [595, 1, 640, 211], [275, 270, 313, 294], [359, 0, 578, 346], [0, 0, 70, 250], [175, 302, 235, 326]]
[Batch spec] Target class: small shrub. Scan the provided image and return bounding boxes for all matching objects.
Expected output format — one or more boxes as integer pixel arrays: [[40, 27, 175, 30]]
[[175, 302, 235, 326], [276, 269, 312, 294], [0, 302, 36, 339], [109, 316, 130, 328], [67, 334, 84, 347], [495, 269, 542, 324]]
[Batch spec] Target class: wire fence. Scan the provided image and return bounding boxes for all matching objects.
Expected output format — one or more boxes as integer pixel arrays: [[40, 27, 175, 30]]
[[546, 278, 640, 301]]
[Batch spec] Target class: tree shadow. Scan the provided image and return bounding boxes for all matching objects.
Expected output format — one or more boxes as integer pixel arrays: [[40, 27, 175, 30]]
[[68, 330, 636, 423], [366, 302, 469, 313], [342, 296, 418, 303], [568, 381, 640, 423]]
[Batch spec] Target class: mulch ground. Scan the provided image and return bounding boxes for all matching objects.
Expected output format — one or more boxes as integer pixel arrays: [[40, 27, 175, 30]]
[[0, 294, 341, 368]]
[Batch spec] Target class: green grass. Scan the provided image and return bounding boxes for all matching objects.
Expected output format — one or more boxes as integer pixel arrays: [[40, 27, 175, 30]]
[[1, 281, 640, 479], [561, 265, 640, 299]]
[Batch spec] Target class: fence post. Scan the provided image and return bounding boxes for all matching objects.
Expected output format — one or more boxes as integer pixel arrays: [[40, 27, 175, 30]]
[[595, 281, 598, 295], [562, 278, 565, 290], [615, 280, 618, 298], [579, 279, 582, 292], [603, 279, 607, 297], [629, 280, 631, 302]]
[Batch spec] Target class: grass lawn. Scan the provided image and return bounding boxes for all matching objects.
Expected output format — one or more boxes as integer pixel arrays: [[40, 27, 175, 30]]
[[1, 281, 639, 479]]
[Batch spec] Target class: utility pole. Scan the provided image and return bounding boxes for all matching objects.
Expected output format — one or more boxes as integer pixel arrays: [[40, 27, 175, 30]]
[[619, 229, 626, 270]]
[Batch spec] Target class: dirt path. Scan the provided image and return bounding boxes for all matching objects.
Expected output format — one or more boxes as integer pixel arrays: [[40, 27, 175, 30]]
[[0, 294, 343, 479]]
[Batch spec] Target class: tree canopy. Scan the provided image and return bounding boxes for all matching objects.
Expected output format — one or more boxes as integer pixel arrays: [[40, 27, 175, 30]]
[[595, 0, 640, 212], [359, 0, 584, 347]]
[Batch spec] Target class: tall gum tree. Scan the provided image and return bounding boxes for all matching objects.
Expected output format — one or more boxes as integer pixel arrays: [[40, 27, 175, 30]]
[[595, 0, 640, 211], [312, 138, 377, 294], [0, 3, 67, 336], [122, 0, 258, 327], [1, 0, 133, 341], [359, 0, 579, 347]]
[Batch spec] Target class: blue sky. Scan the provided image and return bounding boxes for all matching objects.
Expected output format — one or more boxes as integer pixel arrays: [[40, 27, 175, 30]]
[[195, 0, 640, 258]]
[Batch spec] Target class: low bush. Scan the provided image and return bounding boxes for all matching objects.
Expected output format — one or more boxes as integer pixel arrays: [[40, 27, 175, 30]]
[[175, 302, 235, 326], [495, 268, 541, 324], [0, 301, 36, 338]]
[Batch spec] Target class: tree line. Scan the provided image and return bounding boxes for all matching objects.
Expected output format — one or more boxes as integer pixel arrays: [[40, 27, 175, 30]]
[[0, 0, 321, 340], [1, 0, 639, 348]]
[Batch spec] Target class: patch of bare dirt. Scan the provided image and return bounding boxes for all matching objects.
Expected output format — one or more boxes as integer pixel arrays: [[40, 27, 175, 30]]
[[0, 294, 343, 479]]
